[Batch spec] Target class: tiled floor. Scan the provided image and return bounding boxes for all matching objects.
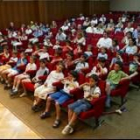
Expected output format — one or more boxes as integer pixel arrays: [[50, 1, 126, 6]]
[[0, 103, 41, 139]]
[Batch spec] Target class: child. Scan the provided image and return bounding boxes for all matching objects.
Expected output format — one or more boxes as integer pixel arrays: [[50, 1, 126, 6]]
[[86, 57, 108, 77], [62, 74, 101, 135], [32, 62, 64, 112], [50, 49, 63, 64], [2, 52, 27, 89], [40, 71, 79, 128], [97, 47, 108, 60], [63, 52, 74, 69], [73, 43, 83, 56], [62, 40, 72, 53], [0, 46, 10, 65], [21, 59, 49, 97], [74, 54, 89, 72], [110, 51, 123, 69], [105, 61, 135, 108], [129, 53, 140, 75], [53, 41, 61, 50], [84, 45, 93, 58], [10, 56, 37, 95], [25, 43, 33, 55], [0, 51, 18, 82]]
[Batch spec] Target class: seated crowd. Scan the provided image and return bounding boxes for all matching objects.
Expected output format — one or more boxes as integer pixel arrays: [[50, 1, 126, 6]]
[[0, 12, 140, 135]]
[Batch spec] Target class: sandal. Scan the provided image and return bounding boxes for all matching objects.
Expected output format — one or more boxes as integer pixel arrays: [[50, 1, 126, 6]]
[[40, 112, 50, 119], [52, 119, 61, 128]]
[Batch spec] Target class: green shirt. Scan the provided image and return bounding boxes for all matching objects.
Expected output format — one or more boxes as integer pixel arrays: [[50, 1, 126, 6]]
[[107, 70, 128, 85]]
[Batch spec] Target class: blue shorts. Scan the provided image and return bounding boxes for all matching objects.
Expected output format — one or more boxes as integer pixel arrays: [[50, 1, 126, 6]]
[[106, 80, 118, 90], [50, 90, 71, 105], [68, 99, 92, 115]]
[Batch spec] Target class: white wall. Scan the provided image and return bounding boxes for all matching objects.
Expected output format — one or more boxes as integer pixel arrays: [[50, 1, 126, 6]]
[[110, 0, 140, 11]]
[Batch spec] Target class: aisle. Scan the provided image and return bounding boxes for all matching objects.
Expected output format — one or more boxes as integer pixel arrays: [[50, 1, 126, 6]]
[[0, 103, 41, 139]]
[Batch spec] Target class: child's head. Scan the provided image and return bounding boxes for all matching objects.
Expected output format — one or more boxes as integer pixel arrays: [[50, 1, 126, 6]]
[[66, 52, 73, 60], [66, 40, 71, 46], [89, 74, 99, 87], [40, 59, 46, 68], [55, 48, 62, 56], [103, 31, 109, 38], [98, 57, 106, 66], [80, 54, 87, 62], [42, 46, 48, 52], [112, 39, 118, 46], [68, 70, 78, 81], [12, 51, 17, 57], [30, 56, 36, 64], [20, 52, 26, 58], [100, 47, 106, 54], [87, 44, 92, 51], [56, 62, 65, 72], [28, 43, 33, 48], [114, 61, 123, 71], [133, 53, 140, 61]]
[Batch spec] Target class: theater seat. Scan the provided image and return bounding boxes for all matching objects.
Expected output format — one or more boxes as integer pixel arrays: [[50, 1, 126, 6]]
[[110, 79, 130, 105]]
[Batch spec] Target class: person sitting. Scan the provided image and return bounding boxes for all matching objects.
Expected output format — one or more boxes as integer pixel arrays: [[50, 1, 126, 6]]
[[40, 71, 79, 128], [105, 61, 135, 108], [83, 44, 93, 58], [0, 46, 10, 65], [97, 47, 108, 60], [97, 31, 112, 49], [21, 59, 49, 97], [25, 43, 33, 55], [32, 62, 64, 112], [61, 74, 100, 135], [129, 53, 140, 76], [10, 56, 37, 95], [121, 38, 138, 55], [86, 57, 108, 77], [74, 54, 89, 73], [109, 51, 123, 69], [55, 29, 67, 42], [2, 52, 27, 89], [0, 51, 18, 83]]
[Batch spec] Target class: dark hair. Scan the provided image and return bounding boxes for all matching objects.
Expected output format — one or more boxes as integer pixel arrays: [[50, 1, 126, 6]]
[[115, 61, 123, 69], [67, 51, 74, 57], [40, 59, 47, 64], [57, 61, 65, 69], [90, 74, 99, 82], [69, 70, 78, 80], [113, 39, 118, 45], [98, 57, 106, 63]]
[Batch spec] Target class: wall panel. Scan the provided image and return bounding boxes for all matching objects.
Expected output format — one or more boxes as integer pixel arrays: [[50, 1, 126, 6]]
[[0, 0, 110, 29]]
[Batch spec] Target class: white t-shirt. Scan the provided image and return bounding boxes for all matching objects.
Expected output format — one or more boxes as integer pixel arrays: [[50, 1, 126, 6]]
[[97, 37, 112, 49], [94, 28, 104, 34], [124, 27, 134, 34], [97, 53, 108, 60], [88, 66, 108, 76], [25, 63, 37, 72], [86, 27, 95, 33], [9, 57, 18, 63], [83, 85, 101, 101], [75, 62, 89, 71], [39, 52, 50, 61], [35, 67, 49, 80], [25, 29, 32, 35], [25, 48, 33, 53], [44, 70, 64, 88], [75, 37, 86, 46], [63, 80, 79, 94], [91, 19, 98, 25]]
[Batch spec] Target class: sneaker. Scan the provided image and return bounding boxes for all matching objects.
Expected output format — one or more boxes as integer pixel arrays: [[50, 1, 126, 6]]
[[20, 92, 27, 97], [40, 112, 51, 119], [62, 125, 74, 135]]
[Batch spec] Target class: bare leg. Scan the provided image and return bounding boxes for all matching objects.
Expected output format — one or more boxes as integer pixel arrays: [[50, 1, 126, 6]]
[[44, 96, 52, 112], [55, 102, 61, 120]]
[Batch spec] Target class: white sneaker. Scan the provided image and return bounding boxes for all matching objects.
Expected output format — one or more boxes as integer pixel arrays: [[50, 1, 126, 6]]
[[62, 125, 74, 135], [20, 92, 27, 98]]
